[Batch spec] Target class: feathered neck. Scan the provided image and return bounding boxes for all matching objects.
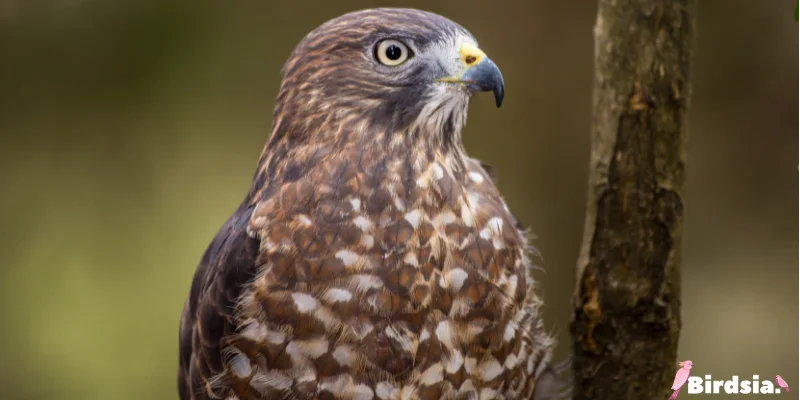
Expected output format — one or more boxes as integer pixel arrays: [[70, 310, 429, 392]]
[[246, 88, 472, 204]]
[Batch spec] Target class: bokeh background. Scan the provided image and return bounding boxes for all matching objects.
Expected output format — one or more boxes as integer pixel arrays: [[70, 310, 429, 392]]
[[0, 0, 796, 399]]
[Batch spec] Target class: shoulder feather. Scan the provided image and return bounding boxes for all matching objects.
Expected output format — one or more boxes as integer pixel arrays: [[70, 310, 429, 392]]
[[178, 204, 260, 400]]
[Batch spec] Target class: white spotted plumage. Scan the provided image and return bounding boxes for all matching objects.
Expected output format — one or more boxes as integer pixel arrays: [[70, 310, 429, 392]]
[[179, 8, 555, 400]]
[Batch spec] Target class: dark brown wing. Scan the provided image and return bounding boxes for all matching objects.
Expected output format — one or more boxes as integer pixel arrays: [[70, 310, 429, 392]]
[[178, 203, 260, 400]]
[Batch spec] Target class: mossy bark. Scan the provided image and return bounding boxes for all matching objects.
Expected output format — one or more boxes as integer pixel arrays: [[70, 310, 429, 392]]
[[571, 1, 697, 399]]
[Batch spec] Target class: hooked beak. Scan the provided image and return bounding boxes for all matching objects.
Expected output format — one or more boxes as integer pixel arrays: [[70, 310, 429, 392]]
[[436, 43, 505, 107]]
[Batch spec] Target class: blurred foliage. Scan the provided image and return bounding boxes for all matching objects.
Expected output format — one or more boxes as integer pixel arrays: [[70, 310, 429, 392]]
[[0, 1, 796, 399]]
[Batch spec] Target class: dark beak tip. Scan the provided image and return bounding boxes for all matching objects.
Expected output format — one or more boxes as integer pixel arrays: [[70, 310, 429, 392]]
[[494, 88, 504, 107]]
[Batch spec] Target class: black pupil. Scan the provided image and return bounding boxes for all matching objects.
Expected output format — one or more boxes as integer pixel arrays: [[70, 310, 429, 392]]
[[385, 44, 403, 61]]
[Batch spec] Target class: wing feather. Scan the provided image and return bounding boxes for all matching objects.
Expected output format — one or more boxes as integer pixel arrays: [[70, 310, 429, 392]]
[[178, 204, 260, 400]]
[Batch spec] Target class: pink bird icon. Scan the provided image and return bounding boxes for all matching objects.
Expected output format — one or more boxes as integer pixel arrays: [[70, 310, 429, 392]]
[[776, 375, 790, 392], [668, 360, 693, 400]]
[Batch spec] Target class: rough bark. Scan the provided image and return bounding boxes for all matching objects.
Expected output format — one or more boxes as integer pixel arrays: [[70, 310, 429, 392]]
[[571, 1, 697, 399]]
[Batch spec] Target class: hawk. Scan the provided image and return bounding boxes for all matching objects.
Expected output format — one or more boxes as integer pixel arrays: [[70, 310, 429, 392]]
[[179, 8, 557, 400]]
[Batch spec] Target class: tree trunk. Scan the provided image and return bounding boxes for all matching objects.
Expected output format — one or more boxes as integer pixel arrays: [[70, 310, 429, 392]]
[[571, 1, 697, 399]]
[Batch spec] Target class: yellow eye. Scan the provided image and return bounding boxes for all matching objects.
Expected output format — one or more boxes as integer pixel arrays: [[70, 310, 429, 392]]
[[376, 39, 412, 66]]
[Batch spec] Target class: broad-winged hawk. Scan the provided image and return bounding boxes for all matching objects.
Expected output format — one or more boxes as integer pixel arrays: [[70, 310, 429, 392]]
[[179, 8, 557, 400]]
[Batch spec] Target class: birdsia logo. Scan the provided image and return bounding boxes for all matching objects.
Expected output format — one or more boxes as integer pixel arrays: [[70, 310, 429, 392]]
[[668, 361, 790, 398], [686, 375, 787, 395]]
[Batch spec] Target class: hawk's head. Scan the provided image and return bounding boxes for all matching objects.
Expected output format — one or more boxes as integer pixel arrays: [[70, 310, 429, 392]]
[[268, 8, 504, 149]]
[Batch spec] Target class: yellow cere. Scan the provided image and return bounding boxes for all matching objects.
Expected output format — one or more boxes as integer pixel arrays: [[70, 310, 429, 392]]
[[459, 43, 486, 66]]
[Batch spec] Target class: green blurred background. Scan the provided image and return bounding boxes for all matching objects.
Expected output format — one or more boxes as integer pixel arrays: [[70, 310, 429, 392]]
[[0, 1, 796, 399]]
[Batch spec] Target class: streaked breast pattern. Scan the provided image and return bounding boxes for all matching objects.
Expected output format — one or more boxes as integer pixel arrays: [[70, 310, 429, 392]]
[[207, 144, 552, 400]]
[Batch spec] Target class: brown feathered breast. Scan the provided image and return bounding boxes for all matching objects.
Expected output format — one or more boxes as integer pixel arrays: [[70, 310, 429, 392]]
[[179, 8, 554, 400]]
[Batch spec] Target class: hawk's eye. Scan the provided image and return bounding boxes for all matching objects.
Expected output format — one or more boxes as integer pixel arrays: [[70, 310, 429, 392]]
[[375, 39, 412, 66]]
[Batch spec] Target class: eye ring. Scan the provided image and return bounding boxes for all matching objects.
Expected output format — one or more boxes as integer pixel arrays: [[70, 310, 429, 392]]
[[375, 39, 413, 66]]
